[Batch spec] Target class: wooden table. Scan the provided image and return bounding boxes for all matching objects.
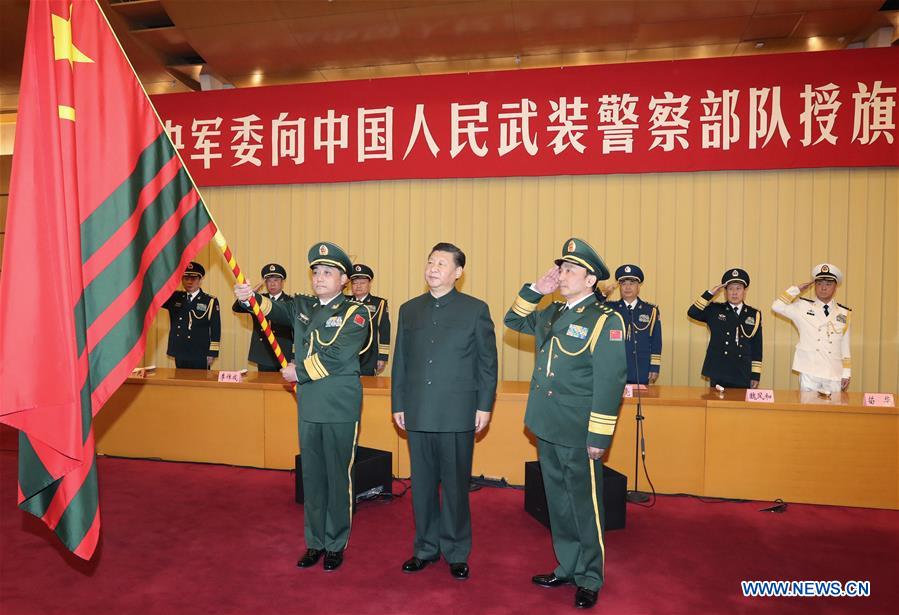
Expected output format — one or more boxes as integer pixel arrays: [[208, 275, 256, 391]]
[[94, 370, 898, 509]]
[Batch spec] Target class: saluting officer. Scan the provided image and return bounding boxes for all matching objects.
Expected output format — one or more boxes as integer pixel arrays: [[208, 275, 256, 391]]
[[772, 263, 851, 393], [598, 264, 662, 385], [349, 264, 391, 376], [687, 268, 763, 389], [163, 261, 220, 369], [232, 263, 294, 371], [504, 238, 627, 610], [234, 242, 371, 573]]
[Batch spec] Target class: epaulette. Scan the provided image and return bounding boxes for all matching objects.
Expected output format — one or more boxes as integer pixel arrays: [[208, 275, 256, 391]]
[[598, 303, 614, 314], [799, 297, 813, 303], [349, 298, 365, 305], [837, 303, 851, 311]]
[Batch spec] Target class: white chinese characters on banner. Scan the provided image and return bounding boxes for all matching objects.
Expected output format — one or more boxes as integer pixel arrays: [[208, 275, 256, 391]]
[[597, 94, 640, 154], [231, 114, 263, 167], [190, 118, 223, 170], [648, 92, 691, 151], [451, 102, 489, 158], [272, 113, 305, 166], [701, 90, 740, 150], [749, 87, 791, 149], [800, 83, 841, 146], [852, 80, 896, 145], [163, 80, 897, 172]]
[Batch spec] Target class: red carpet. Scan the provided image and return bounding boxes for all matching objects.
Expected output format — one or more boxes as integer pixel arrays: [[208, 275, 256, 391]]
[[1, 449, 896, 615]]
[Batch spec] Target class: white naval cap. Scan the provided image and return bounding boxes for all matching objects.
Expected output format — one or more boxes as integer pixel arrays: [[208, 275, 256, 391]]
[[812, 263, 843, 284]]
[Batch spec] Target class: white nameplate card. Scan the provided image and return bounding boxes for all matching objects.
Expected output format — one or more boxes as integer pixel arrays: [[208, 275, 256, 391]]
[[746, 389, 774, 403], [863, 393, 895, 407], [218, 371, 243, 383], [622, 384, 648, 398]]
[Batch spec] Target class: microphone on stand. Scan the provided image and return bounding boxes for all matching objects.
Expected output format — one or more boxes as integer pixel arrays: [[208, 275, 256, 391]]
[[626, 303, 650, 504]]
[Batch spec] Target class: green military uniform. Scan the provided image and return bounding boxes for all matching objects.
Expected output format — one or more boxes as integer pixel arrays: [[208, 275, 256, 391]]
[[391, 288, 497, 564], [349, 264, 391, 376], [232, 263, 294, 371], [504, 238, 627, 596], [257, 243, 371, 554]]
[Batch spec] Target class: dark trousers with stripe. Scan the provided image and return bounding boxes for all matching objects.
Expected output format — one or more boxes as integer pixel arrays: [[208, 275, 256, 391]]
[[407, 430, 475, 563], [537, 437, 606, 592], [298, 420, 359, 552]]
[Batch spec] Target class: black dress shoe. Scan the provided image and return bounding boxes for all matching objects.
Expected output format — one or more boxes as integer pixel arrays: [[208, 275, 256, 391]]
[[323, 550, 344, 571], [574, 587, 598, 609], [532, 572, 573, 588], [296, 548, 324, 568], [402, 556, 439, 573], [449, 563, 469, 580]]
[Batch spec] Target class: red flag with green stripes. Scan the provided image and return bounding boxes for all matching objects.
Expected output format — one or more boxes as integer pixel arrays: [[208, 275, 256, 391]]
[[0, 0, 215, 559]]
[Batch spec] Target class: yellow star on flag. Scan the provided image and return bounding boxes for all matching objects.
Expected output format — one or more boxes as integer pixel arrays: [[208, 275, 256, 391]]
[[52, 3, 94, 69]]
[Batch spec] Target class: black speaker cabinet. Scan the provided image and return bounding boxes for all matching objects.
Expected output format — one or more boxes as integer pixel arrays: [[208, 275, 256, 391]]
[[295, 446, 393, 504], [524, 460, 626, 531]]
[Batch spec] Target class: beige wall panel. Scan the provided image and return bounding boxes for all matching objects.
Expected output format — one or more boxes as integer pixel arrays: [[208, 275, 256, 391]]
[[881, 174, 899, 393], [136, 168, 896, 393]]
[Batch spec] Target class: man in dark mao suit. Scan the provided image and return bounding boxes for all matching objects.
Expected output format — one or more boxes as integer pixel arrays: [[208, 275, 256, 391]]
[[392, 242, 498, 581]]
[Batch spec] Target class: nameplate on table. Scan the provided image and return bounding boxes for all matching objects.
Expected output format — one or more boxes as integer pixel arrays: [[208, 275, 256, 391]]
[[863, 393, 895, 407], [218, 371, 243, 383], [746, 389, 774, 403], [622, 384, 648, 398]]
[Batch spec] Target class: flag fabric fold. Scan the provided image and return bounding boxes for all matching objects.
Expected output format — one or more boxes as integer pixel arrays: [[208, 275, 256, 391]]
[[0, 0, 215, 559]]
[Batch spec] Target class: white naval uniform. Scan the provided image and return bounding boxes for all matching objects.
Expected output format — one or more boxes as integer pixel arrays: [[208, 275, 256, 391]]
[[772, 286, 851, 391]]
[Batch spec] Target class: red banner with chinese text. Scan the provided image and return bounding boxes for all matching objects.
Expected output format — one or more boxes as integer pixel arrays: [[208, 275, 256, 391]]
[[152, 48, 898, 187]]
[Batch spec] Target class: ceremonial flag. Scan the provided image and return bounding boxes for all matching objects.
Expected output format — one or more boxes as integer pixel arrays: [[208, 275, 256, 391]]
[[0, 0, 215, 558]]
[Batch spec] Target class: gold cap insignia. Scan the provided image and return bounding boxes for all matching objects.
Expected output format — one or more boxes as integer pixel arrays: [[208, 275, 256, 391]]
[[355, 265, 361, 271], [269, 264, 276, 271], [567, 240, 576, 253], [187, 263, 194, 270], [625, 266, 631, 273], [732, 269, 739, 277], [821, 264, 830, 273], [319, 244, 328, 256]]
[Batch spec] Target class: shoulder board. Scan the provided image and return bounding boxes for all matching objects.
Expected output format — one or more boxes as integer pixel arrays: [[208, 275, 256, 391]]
[[598, 303, 614, 314], [349, 298, 365, 305], [837, 303, 851, 311], [643, 301, 657, 309], [799, 297, 813, 303], [553, 300, 564, 305]]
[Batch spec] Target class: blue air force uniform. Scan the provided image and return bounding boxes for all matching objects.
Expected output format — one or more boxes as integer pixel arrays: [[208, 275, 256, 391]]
[[687, 268, 763, 388], [163, 262, 220, 369], [601, 265, 662, 385]]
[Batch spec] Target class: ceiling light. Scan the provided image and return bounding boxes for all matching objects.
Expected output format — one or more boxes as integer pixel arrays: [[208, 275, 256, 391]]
[[754, 41, 765, 48]]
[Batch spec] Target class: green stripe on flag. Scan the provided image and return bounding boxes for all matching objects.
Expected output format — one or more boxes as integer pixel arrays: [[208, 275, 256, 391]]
[[17, 432, 61, 519], [87, 199, 211, 389], [53, 456, 98, 553], [80, 381, 92, 446], [80, 133, 174, 263], [80, 169, 194, 329]]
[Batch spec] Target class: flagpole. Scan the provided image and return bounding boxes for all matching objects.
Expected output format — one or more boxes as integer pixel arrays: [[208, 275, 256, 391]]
[[93, 0, 291, 373]]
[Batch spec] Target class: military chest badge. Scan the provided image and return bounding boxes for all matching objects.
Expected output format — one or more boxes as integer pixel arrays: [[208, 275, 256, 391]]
[[718, 313, 727, 321], [745, 316, 755, 325], [325, 316, 343, 328], [566, 324, 588, 339], [836, 314, 847, 323], [196, 303, 208, 312], [366, 304, 376, 313], [353, 314, 366, 327], [609, 330, 623, 341], [638, 313, 650, 323], [298, 313, 310, 324]]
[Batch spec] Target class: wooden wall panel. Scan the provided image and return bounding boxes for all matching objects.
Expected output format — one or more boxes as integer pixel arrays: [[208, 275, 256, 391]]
[[127, 167, 897, 394]]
